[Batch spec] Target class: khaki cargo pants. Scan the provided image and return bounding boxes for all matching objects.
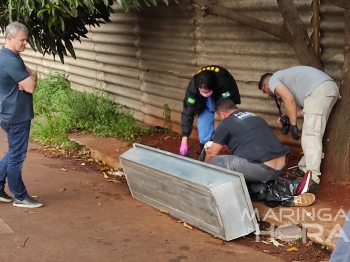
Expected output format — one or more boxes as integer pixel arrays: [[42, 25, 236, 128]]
[[298, 80, 340, 184]]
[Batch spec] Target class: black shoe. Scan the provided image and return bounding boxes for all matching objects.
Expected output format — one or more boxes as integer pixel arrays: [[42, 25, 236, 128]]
[[0, 189, 13, 203], [287, 169, 305, 180], [251, 191, 267, 202], [195, 143, 205, 155], [308, 181, 320, 193], [199, 148, 206, 162]]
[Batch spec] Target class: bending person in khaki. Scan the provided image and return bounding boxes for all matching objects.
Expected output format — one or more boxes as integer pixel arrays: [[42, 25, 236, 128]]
[[258, 66, 340, 193]]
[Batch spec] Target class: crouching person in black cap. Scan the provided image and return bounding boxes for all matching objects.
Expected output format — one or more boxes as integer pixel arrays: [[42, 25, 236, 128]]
[[204, 98, 315, 207], [179, 65, 240, 156]]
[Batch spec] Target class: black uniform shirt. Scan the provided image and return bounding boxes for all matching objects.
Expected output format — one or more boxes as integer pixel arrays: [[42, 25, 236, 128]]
[[181, 65, 240, 137]]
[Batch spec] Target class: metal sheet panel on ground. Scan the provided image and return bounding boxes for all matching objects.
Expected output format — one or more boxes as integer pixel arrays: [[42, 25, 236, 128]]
[[119, 143, 259, 241]]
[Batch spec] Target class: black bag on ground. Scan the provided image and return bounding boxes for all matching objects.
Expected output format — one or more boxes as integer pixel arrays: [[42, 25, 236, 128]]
[[264, 178, 300, 207]]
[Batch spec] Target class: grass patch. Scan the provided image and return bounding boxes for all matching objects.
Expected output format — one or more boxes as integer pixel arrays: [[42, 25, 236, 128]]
[[31, 72, 151, 151]]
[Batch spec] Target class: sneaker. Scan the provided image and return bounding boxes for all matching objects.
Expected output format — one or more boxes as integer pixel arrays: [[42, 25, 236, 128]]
[[252, 191, 267, 202], [287, 168, 305, 179], [291, 193, 315, 207], [295, 170, 312, 195], [308, 181, 320, 193], [0, 190, 13, 203], [13, 196, 43, 208]]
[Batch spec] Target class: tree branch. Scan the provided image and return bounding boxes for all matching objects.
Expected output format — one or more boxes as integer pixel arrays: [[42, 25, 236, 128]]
[[193, 0, 293, 42], [325, 0, 350, 10]]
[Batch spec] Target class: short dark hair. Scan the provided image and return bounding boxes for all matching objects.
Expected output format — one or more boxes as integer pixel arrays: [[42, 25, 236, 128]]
[[196, 70, 217, 90], [215, 98, 237, 113], [258, 73, 272, 90]]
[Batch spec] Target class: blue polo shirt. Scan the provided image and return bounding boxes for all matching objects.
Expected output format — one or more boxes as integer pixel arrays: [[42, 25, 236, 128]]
[[0, 47, 33, 124]]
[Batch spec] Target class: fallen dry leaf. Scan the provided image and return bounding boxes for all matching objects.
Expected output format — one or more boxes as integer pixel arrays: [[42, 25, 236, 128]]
[[108, 179, 121, 184], [269, 239, 284, 247], [286, 246, 298, 251], [108, 171, 124, 177], [183, 222, 193, 230], [100, 166, 110, 172], [95, 159, 106, 165]]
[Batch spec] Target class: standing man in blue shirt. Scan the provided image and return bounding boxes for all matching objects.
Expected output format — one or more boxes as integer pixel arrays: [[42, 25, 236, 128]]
[[0, 21, 43, 208], [258, 66, 340, 193]]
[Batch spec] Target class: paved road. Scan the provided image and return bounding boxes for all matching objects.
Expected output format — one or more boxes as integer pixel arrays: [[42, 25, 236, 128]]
[[0, 129, 284, 262]]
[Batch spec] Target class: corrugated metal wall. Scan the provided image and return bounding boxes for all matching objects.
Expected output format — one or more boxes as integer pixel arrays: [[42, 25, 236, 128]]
[[0, 0, 345, 152], [133, 0, 196, 133], [319, 1, 344, 80], [191, 0, 313, 150]]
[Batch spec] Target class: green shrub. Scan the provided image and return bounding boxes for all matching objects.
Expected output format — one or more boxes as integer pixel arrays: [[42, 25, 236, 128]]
[[31, 113, 77, 151], [31, 72, 150, 151], [34, 72, 71, 115]]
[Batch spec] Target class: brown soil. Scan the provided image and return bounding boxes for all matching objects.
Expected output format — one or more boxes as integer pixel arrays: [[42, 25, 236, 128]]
[[138, 129, 349, 209], [136, 129, 350, 262], [39, 128, 350, 262]]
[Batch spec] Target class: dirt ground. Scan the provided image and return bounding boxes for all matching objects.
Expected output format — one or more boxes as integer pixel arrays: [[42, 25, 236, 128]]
[[1, 130, 284, 262], [138, 129, 350, 206], [9, 129, 350, 262], [3, 128, 348, 262], [131, 128, 350, 262]]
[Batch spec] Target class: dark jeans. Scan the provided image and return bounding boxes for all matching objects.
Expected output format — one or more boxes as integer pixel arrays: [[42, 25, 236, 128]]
[[0, 120, 31, 200], [329, 211, 350, 262]]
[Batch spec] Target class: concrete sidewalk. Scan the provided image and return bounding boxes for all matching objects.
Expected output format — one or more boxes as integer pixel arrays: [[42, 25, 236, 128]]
[[0, 129, 286, 262], [68, 132, 347, 251]]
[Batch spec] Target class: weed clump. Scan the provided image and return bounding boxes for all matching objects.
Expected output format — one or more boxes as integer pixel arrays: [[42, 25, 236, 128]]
[[31, 72, 150, 151]]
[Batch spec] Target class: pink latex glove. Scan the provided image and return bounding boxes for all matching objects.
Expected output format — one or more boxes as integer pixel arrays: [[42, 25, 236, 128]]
[[179, 142, 188, 156]]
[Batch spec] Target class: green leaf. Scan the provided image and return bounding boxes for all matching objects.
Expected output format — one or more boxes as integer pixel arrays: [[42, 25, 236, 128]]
[[57, 45, 64, 63], [58, 16, 65, 31], [64, 39, 76, 59], [117, 0, 129, 11], [27, 34, 37, 51], [37, 8, 47, 18], [34, 35, 43, 53]]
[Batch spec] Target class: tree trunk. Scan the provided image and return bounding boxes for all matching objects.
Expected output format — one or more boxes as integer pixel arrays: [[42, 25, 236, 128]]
[[276, 0, 324, 70], [193, 0, 323, 69], [322, 10, 350, 182], [193, 0, 350, 181]]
